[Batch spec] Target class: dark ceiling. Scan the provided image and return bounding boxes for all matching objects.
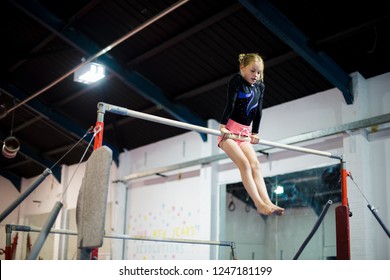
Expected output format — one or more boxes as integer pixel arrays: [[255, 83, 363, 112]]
[[1, 0, 390, 190]]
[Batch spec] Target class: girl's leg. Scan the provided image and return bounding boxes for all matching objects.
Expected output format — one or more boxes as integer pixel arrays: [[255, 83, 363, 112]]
[[240, 144, 285, 215], [220, 139, 275, 215]]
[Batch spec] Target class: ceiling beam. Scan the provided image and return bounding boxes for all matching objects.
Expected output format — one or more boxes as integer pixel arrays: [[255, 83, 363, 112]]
[[43, 4, 242, 121], [11, 0, 207, 141], [127, 3, 243, 67], [239, 0, 353, 104]]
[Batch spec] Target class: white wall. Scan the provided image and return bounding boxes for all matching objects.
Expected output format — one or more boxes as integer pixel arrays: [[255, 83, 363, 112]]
[[1, 72, 389, 260], [112, 130, 215, 259]]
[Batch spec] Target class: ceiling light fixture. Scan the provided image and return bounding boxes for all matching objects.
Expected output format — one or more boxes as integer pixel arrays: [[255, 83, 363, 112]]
[[74, 61, 105, 84]]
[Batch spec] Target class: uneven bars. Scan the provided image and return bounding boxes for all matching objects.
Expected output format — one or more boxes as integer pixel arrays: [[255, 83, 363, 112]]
[[6, 224, 233, 248], [99, 102, 342, 160]]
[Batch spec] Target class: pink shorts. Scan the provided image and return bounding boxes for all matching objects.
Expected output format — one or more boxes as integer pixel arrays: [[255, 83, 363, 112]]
[[218, 119, 251, 147]]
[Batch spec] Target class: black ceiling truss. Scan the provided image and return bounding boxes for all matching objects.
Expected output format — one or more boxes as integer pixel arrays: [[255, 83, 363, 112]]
[[239, 0, 353, 104]]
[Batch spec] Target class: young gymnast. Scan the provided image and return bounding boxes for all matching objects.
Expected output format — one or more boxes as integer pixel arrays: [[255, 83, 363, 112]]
[[218, 53, 284, 216]]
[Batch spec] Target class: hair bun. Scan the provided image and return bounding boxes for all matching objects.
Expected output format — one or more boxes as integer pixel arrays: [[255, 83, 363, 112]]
[[238, 53, 246, 63]]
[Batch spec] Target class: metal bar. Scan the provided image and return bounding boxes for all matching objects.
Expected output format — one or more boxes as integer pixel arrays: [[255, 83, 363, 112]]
[[119, 114, 389, 182], [293, 200, 333, 260], [7, 224, 233, 248], [367, 205, 390, 239], [101, 102, 342, 159], [0, 168, 52, 222], [105, 234, 232, 247], [27, 201, 63, 260]]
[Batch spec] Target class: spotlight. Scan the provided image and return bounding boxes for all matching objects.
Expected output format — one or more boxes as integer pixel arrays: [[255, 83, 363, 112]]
[[74, 62, 105, 84]]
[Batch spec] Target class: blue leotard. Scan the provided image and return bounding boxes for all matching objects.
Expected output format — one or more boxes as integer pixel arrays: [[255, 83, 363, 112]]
[[220, 74, 265, 134]]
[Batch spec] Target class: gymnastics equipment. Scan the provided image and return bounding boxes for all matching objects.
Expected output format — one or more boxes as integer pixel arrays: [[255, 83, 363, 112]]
[[293, 200, 333, 260], [367, 205, 390, 238], [0, 168, 52, 223], [12, 144, 112, 260], [348, 172, 389, 239], [76, 145, 112, 259], [0, 128, 99, 259], [27, 201, 63, 259], [92, 102, 351, 260], [97, 102, 342, 159], [5, 224, 237, 260], [2, 136, 20, 158]]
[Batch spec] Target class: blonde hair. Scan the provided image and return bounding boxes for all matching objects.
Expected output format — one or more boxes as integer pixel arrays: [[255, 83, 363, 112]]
[[238, 53, 264, 82]]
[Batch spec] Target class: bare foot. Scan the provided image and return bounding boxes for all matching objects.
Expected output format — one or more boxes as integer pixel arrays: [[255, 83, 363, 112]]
[[269, 204, 285, 216], [256, 203, 275, 216], [273, 208, 284, 216]]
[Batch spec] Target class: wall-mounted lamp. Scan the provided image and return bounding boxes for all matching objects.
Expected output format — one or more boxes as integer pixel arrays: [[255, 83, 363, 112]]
[[74, 62, 105, 84]]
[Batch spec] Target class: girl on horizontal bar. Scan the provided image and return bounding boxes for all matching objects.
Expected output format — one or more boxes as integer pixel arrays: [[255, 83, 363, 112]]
[[218, 53, 284, 216]]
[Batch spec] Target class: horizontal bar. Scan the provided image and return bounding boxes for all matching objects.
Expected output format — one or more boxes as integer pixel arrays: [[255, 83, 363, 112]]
[[7, 224, 232, 247], [121, 113, 388, 182], [101, 102, 221, 136], [100, 102, 342, 160], [105, 234, 232, 247]]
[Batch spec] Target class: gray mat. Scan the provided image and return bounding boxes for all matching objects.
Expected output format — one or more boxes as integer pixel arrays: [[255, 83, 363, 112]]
[[76, 145, 112, 249]]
